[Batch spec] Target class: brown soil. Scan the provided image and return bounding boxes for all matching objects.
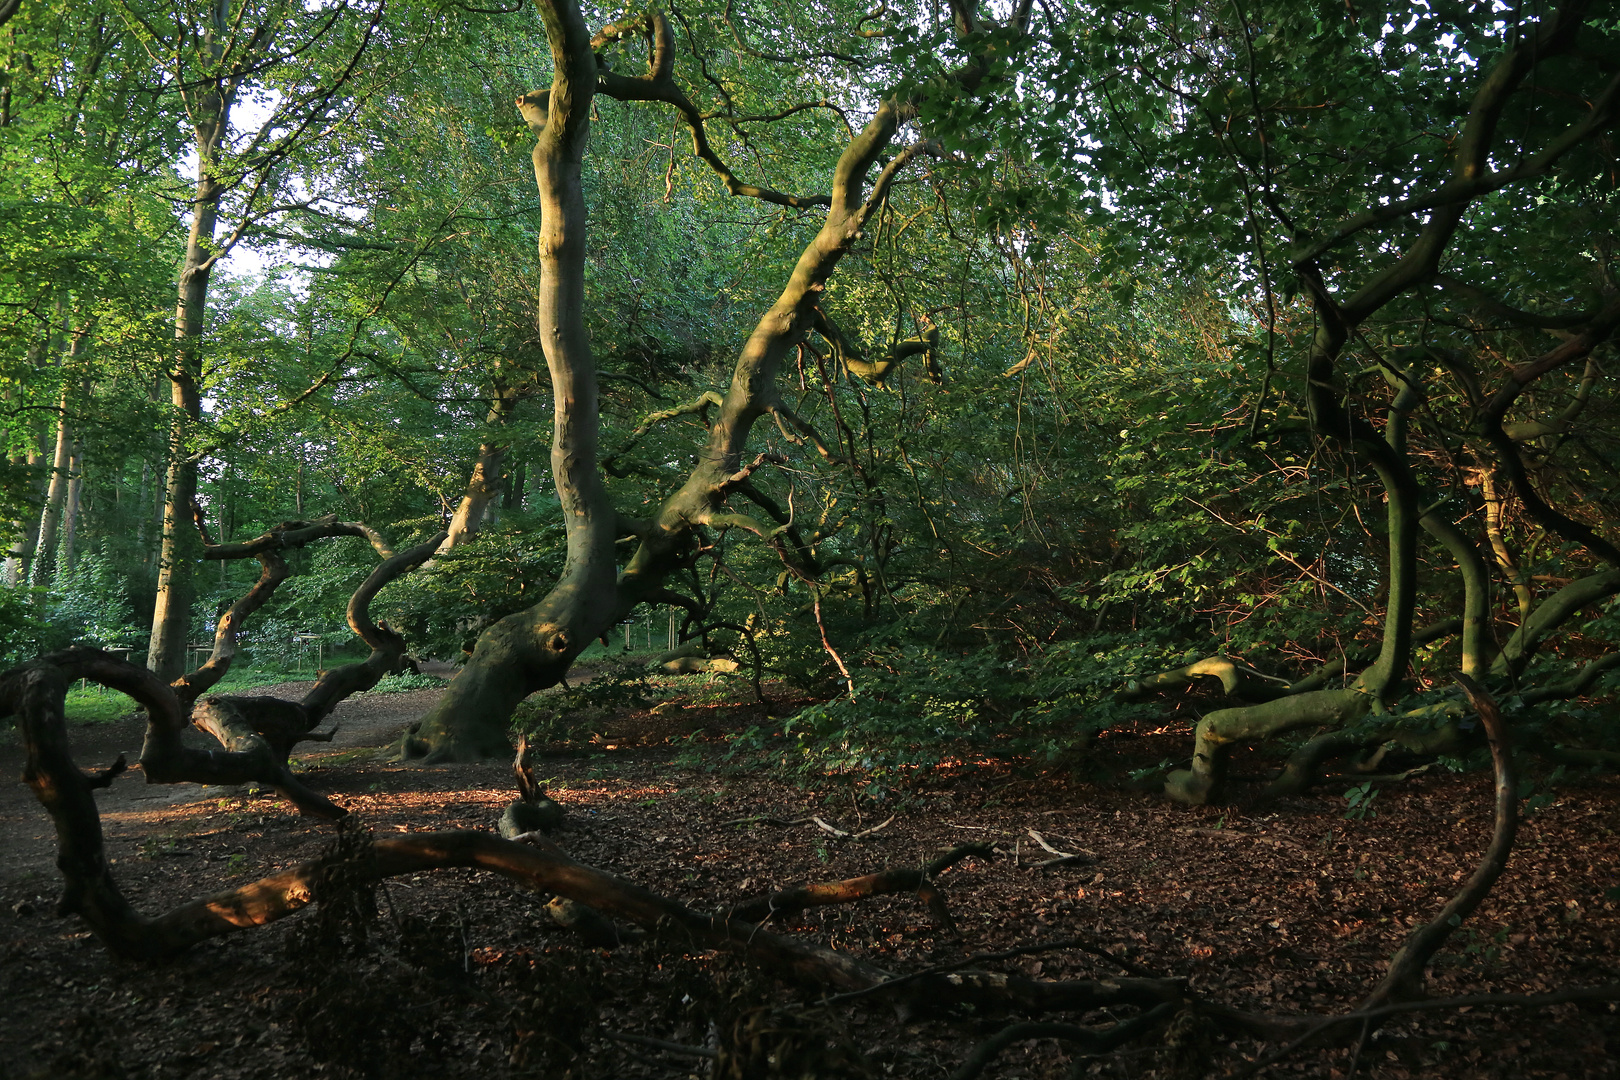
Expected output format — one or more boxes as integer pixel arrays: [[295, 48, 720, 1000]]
[[1, 678, 1616, 1079]]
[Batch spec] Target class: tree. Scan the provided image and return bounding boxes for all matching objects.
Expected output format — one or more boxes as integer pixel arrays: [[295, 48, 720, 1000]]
[[132, 0, 390, 680], [401, 0, 1048, 759], [1046, 0, 1620, 801]]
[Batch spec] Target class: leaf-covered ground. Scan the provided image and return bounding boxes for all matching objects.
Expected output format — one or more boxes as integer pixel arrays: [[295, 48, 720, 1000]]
[[0, 678, 1616, 1079]]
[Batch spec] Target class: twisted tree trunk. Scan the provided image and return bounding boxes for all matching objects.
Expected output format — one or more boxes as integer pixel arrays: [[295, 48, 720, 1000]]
[[402, 1, 955, 761]]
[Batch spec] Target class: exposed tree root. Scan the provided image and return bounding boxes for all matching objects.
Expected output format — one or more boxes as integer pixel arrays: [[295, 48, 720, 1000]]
[[1363, 675, 1516, 1007]]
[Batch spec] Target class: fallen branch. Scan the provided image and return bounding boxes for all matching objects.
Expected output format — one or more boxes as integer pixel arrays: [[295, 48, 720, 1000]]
[[819, 936, 1172, 1008], [603, 1030, 718, 1060], [1174, 827, 1303, 851], [812, 813, 894, 840], [949, 1005, 1177, 1080], [14, 666, 1183, 1018], [1023, 828, 1098, 868], [1224, 984, 1620, 1080], [723, 814, 816, 828], [725, 842, 993, 930]]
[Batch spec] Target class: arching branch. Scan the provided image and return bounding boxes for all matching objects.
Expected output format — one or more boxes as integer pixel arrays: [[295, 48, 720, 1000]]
[[591, 10, 833, 209]]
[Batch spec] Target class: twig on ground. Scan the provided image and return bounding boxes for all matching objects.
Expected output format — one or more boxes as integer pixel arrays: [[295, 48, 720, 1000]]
[[1175, 827, 1303, 850], [818, 934, 1169, 1008], [722, 814, 816, 828], [811, 814, 894, 840], [726, 842, 991, 929], [604, 1030, 718, 1059], [1223, 984, 1620, 1079], [1023, 828, 1097, 868]]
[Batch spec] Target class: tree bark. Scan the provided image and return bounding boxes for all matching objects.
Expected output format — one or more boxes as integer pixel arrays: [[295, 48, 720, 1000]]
[[60, 448, 82, 576], [29, 385, 73, 591], [3, 447, 45, 587]]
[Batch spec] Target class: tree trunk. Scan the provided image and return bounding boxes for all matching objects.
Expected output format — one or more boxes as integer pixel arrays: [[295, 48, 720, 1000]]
[[146, 69, 227, 682], [437, 383, 521, 553], [2, 448, 45, 587], [30, 367, 80, 590], [504, 458, 526, 511], [402, 2, 926, 760], [60, 448, 82, 576]]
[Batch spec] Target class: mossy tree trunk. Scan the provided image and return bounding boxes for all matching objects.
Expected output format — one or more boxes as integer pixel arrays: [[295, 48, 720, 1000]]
[[1163, 7, 1618, 803]]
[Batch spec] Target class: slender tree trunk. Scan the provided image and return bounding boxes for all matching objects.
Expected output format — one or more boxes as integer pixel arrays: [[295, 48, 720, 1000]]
[[30, 377, 78, 590], [504, 459, 527, 511], [2, 449, 45, 587], [4, 327, 59, 587], [61, 449, 82, 576], [147, 75, 226, 681], [438, 383, 522, 553]]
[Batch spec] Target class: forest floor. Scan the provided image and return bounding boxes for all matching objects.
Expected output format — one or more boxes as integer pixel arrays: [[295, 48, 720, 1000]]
[[0, 671, 1616, 1080]]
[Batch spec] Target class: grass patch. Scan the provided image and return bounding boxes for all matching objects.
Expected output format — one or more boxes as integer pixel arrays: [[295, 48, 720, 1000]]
[[63, 686, 137, 724], [58, 664, 319, 725], [211, 670, 305, 692]]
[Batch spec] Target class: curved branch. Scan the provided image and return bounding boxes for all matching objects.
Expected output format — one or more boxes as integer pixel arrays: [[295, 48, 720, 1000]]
[[1522, 651, 1620, 705], [1501, 357, 1602, 441], [199, 515, 395, 560], [603, 389, 725, 475], [12, 649, 343, 819], [301, 531, 447, 722], [172, 551, 290, 708], [594, 12, 833, 209], [726, 842, 992, 925], [1364, 674, 1515, 1006], [1432, 275, 1602, 332], [1287, 619, 1464, 694], [1492, 568, 1620, 678], [1291, 57, 1618, 274], [1118, 654, 1292, 703]]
